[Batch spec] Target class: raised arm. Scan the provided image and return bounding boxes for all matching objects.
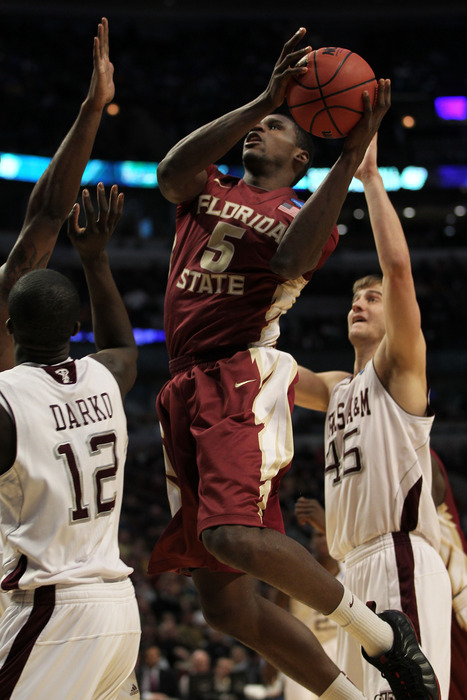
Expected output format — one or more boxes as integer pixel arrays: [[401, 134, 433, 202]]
[[67, 184, 138, 397], [294, 365, 350, 412], [156, 28, 311, 204], [270, 80, 391, 278], [0, 17, 115, 371], [356, 136, 428, 414]]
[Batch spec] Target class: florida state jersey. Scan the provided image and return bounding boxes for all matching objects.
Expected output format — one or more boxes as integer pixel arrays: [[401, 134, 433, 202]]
[[164, 165, 338, 359], [324, 360, 440, 561], [0, 357, 132, 590]]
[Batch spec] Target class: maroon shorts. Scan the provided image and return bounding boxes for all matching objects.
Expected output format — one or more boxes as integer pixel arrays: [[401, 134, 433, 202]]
[[148, 347, 297, 575]]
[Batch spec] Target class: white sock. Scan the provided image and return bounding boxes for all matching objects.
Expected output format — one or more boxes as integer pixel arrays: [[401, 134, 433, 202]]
[[326, 586, 394, 658], [319, 672, 367, 699]]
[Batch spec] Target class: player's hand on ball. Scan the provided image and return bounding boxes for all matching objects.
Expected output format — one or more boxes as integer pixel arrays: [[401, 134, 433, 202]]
[[262, 27, 311, 111], [344, 78, 391, 156]]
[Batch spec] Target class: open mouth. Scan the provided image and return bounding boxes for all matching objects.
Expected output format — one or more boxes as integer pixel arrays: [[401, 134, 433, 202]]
[[245, 132, 262, 146]]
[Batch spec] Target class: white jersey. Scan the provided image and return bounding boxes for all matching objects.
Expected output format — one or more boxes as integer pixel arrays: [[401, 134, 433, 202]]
[[324, 359, 440, 562], [0, 356, 132, 590]]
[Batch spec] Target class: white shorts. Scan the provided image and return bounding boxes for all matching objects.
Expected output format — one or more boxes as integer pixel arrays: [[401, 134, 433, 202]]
[[0, 578, 141, 700], [337, 532, 451, 700]]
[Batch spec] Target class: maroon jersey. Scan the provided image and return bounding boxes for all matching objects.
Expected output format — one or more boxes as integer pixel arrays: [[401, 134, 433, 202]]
[[164, 165, 338, 359], [432, 449, 467, 700]]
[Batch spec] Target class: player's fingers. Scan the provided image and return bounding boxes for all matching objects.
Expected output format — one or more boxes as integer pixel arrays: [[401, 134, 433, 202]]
[[101, 17, 109, 56], [379, 78, 391, 108], [116, 191, 124, 217], [81, 188, 96, 225], [93, 35, 99, 67], [107, 185, 120, 224], [96, 182, 109, 222], [361, 90, 372, 114], [97, 21, 104, 61], [279, 27, 307, 61], [277, 46, 311, 74], [67, 203, 84, 238]]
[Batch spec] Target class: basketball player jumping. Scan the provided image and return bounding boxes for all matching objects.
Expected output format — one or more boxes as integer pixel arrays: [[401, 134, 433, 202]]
[[294, 134, 451, 698], [149, 26, 439, 700]]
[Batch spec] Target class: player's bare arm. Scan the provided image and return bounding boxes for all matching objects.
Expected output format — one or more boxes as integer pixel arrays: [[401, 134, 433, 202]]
[[294, 365, 350, 412], [0, 404, 16, 475], [356, 136, 428, 415], [156, 28, 311, 204], [0, 18, 115, 372], [270, 79, 391, 279], [68, 183, 138, 397]]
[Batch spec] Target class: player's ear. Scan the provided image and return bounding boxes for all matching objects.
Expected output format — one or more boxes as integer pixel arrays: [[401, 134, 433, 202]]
[[294, 148, 310, 168], [71, 321, 81, 337], [5, 318, 14, 336]]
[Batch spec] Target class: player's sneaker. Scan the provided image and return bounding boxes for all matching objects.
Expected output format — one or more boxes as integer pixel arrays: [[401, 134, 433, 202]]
[[361, 609, 440, 699]]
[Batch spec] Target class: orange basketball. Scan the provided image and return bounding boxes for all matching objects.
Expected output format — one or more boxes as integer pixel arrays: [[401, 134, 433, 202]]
[[286, 47, 377, 138]]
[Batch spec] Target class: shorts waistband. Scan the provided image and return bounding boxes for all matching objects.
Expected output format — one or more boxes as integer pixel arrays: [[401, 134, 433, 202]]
[[10, 577, 134, 605], [343, 532, 429, 567], [169, 345, 248, 376]]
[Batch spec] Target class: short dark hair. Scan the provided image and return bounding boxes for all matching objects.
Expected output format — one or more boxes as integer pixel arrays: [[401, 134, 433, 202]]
[[8, 269, 80, 347]]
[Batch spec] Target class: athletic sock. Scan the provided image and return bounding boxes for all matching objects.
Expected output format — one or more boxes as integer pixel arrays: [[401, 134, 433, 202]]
[[319, 672, 367, 699], [326, 586, 394, 658]]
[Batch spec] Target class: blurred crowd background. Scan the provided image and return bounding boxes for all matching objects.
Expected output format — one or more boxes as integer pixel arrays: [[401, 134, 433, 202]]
[[1, 1, 466, 697]]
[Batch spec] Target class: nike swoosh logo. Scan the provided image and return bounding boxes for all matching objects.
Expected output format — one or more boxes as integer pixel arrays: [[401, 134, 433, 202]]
[[349, 595, 354, 608], [234, 379, 256, 388]]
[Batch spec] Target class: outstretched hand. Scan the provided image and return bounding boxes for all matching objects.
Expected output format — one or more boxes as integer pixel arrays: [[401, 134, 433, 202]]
[[87, 17, 115, 110], [262, 27, 311, 110], [67, 183, 124, 260]]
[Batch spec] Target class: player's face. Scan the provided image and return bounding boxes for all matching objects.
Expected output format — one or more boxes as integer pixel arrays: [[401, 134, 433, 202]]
[[347, 285, 386, 346], [242, 114, 300, 170]]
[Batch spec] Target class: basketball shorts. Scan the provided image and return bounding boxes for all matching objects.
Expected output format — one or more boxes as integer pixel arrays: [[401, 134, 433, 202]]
[[336, 532, 451, 699], [149, 347, 298, 575], [0, 578, 141, 699]]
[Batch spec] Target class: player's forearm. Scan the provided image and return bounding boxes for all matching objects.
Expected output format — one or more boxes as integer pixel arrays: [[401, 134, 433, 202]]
[[362, 172, 411, 277], [157, 94, 275, 199], [271, 150, 360, 278], [82, 253, 136, 353], [24, 100, 105, 226]]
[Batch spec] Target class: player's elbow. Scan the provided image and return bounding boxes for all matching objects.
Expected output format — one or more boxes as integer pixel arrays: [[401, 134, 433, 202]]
[[270, 250, 307, 280], [383, 254, 413, 281], [156, 158, 180, 203]]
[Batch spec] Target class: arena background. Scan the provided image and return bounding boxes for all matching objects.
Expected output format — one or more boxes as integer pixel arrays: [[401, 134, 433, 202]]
[[0, 1, 466, 689]]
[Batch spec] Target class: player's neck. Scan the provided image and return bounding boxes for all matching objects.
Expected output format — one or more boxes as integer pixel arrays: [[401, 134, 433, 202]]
[[15, 344, 71, 367], [352, 345, 377, 376], [243, 170, 294, 191]]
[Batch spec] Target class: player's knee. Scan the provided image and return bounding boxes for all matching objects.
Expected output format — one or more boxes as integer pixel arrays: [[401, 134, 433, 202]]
[[198, 590, 251, 640], [201, 525, 239, 562]]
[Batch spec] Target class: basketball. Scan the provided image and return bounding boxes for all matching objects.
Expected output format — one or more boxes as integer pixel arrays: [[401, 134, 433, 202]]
[[286, 47, 377, 139]]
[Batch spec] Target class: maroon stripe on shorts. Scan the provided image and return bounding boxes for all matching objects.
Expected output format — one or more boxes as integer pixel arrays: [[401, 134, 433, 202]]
[[392, 531, 420, 642], [0, 586, 55, 698]]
